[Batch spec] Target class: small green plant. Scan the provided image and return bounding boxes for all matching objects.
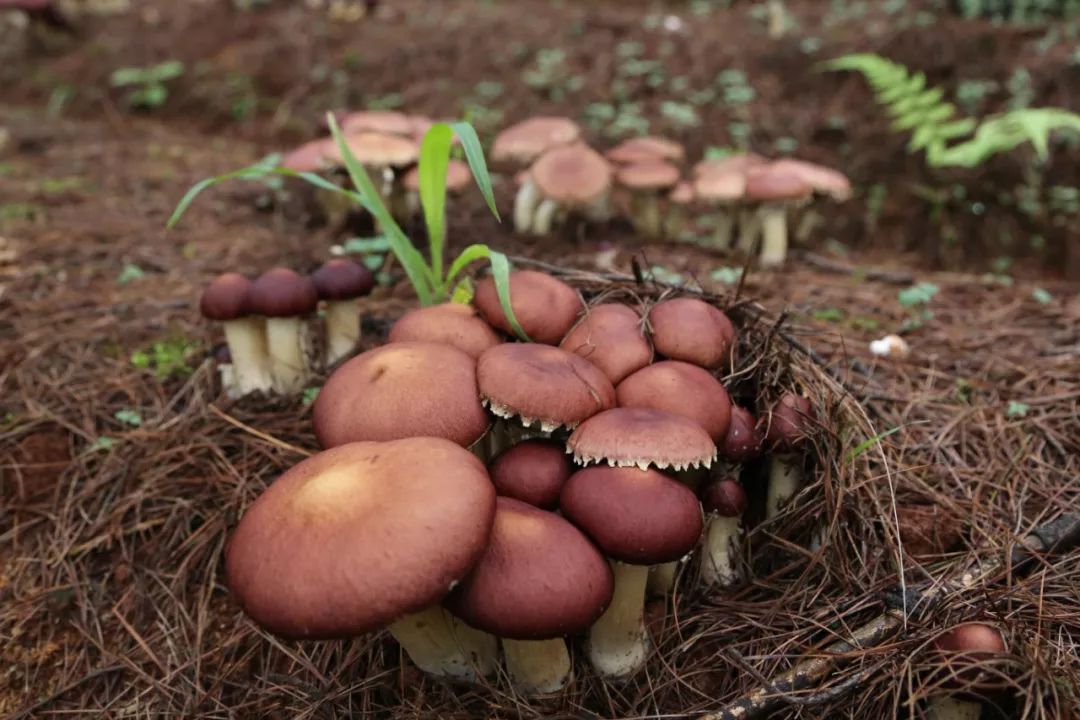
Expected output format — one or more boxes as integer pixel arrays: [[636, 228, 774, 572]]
[[110, 60, 185, 109], [131, 338, 197, 380], [898, 282, 938, 330], [822, 54, 1080, 167]]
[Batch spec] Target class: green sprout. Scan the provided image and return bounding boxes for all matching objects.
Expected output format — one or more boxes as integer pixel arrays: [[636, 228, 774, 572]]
[[110, 60, 185, 110]]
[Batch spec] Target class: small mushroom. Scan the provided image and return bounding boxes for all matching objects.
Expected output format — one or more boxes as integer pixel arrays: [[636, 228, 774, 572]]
[[567, 407, 717, 473], [488, 439, 573, 510], [199, 273, 273, 396], [558, 303, 653, 384], [699, 478, 748, 587], [492, 116, 581, 169], [472, 270, 583, 345], [387, 302, 502, 359], [247, 268, 319, 394], [647, 297, 736, 371], [743, 164, 813, 268], [768, 158, 851, 201], [324, 131, 419, 213], [311, 259, 374, 367], [763, 393, 817, 518], [663, 180, 696, 241], [926, 623, 1008, 720], [615, 161, 681, 239], [694, 169, 746, 250], [605, 136, 686, 166], [281, 138, 335, 173], [399, 158, 471, 219], [340, 110, 416, 137], [520, 144, 612, 235]]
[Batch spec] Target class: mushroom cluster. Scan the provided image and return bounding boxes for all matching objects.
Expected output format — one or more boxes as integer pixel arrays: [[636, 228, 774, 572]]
[[199, 259, 374, 397], [224, 268, 822, 694]]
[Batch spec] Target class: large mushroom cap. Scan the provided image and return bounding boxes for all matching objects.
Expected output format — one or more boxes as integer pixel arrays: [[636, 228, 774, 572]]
[[247, 267, 319, 318], [558, 303, 652, 384], [488, 439, 573, 510], [606, 136, 686, 166], [445, 497, 613, 640], [388, 302, 502, 359], [561, 465, 704, 565], [491, 116, 581, 166], [769, 158, 851, 201], [567, 407, 717, 472], [530, 145, 612, 207], [720, 405, 764, 462], [473, 270, 583, 345], [313, 342, 490, 448], [311, 258, 375, 301], [744, 164, 813, 203], [200, 273, 253, 321], [701, 478, 748, 517], [615, 161, 681, 192], [341, 110, 415, 137], [282, 138, 334, 173], [225, 438, 496, 639], [477, 343, 616, 431], [764, 393, 817, 452], [325, 131, 419, 168], [402, 159, 472, 193], [648, 297, 736, 370], [616, 361, 733, 443]]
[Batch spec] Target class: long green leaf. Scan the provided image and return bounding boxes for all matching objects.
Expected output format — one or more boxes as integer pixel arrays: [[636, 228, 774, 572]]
[[419, 123, 453, 284], [450, 121, 501, 221], [446, 244, 529, 341]]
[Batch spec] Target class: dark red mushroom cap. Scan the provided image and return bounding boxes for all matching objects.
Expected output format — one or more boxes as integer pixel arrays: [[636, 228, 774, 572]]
[[930, 623, 1009, 694], [720, 405, 764, 462], [224, 438, 496, 640], [200, 272, 253, 321], [311, 259, 375, 301], [444, 497, 613, 640], [561, 466, 703, 565], [567, 407, 717, 471], [764, 393, 816, 452], [247, 267, 319, 318], [558, 303, 653, 384], [473, 270, 583, 344], [616, 360, 733, 443], [701, 478, 747, 518], [312, 342, 490, 448], [648, 297, 736, 370], [488, 439, 573, 510], [388, 303, 502, 359]]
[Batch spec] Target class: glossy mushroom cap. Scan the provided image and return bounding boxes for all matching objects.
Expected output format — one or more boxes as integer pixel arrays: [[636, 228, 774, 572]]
[[324, 131, 419, 168], [477, 343, 615, 431], [282, 138, 334, 173], [615, 161, 681, 192], [648, 297, 736, 370], [744, 165, 813, 203], [225, 438, 496, 639], [767, 158, 851, 201], [445, 497, 613, 639], [558, 303, 652, 384], [765, 393, 816, 452], [472, 270, 583, 344], [388, 303, 502, 359], [402, 159, 471, 193], [491, 116, 581, 166], [701, 478, 748, 517], [567, 407, 717, 472], [488, 439, 573, 510], [247, 268, 319, 318], [561, 465, 704, 565], [694, 170, 746, 203], [341, 110, 415, 137], [200, 273, 253, 321], [530, 144, 612, 208], [720, 405, 764, 462], [693, 153, 768, 179], [311, 259, 375, 301], [313, 342, 489, 448], [616, 361, 733, 443], [931, 623, 1008, 694], [606, 136, 685, 166]]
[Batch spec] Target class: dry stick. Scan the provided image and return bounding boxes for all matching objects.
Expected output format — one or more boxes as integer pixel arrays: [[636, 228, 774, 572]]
[[697, 513, 1080, 720]]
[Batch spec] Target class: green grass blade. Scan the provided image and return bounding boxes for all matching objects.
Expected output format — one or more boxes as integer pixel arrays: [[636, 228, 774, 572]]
[[167, 176, 222, 229], [450, 121, 500, 221], [419, 123, 453, 284], [845, 425, 904, 463], [446, 244, 529, 340]]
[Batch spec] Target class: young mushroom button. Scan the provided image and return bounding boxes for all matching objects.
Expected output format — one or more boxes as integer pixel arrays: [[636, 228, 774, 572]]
[[472, 270, 583, 345], [488, 439, 573, 510], [647, 297, 736, 370], [247, 268, 319, 394], [699, 478, 749, 587], [199, 272, 273, 396], [926, 623, 1008, 720], [558, 303, 653, 385], [764, 393, 817, 518], [311, 258, 375, 367]]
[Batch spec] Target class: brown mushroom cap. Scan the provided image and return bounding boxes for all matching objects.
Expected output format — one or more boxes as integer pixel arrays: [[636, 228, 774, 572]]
[[341, 110, 415, 137], [312, 342, 490, 448], [472, 270, 583, 344], [477, 343, 616, 431], [530, 145, 612, 207], [491, 116, 581, 166], [311, 259, 375, 301], [445, 497, 613, 639], [402, 159, 472, 193], [744, 164, 813, 203], [247, 267, 319, 317], [694, 170, 746, 203], [692, 153, 768, 179], [616, 361, 733, 443], [561, 465, 704, 565], [701, 478, 748, 517], [282, 138, 334, 173], [669, 180, 696, 206], [488, 439, 573, 510], [324, 131, 419, 168], [388, 303, 502, 359], [720, 405, 764, 462], [605, 136, 686, 166], [764, 393, 816, 452], [200, 273, 253, 321], [648, 297, 736, 370], [615, 161, 681, 192], [558, 303, 653, 384], [567, 407, 717, 471], [930, 623, 1009, 694], [767, 158, 852, 201], [224, 438, 496, 639]]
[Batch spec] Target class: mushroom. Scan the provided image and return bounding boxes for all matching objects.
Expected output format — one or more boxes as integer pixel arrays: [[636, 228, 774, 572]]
[[694, 168, 746, 250], [605, 136, 686, 166], [743, 164, 813, 268], [387, 302, 502, 359], [247, 268, 319, 394], [488, 439, 573, 510], [520, 144, 612, 235], [926, 623, 1008, 720], [199, 273, 273, 396], [399, 158, 471, 219], [224, 437, 498, 680], [558, 303, 653, 384], [567, 407, 717, 473], [768, 158, 851, 201], [311, 258, 374, 367], [445, 497, 613, 695], [647, 297, 737, 371], [340, 110, 416, 137], [312, 341, 490, 450], [615, 161, 681, 239], [560, 465, 703, 679], [763, 393, 817, 519], [691, 153, 767, 180], [699, 478, 749, 587], [663, 180, 696, 241], [281, 138, 335, 173], [492, 116, 581, 169], [472, 269, 583, 344], [323, 131, 419, 212], [616, 361, 733, 445]]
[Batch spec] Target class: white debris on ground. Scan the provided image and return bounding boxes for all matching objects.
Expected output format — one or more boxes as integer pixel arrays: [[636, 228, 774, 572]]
[[869, 334, 911, 358]]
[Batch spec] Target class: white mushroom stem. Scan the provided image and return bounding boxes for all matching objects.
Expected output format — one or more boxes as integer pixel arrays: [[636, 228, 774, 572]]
[[766, 452, 802, 519], [759, 202, 790, 268], [664, 206, 686, 241], [736, 208, 761, 253], [531, 199, 561, 235], [586, 561, 650, 678], [388, 606, 499, 681], [700, 514, 743, 587], [501, 638, 572, 695], [265, 317, 310, 394], [222, 317, 274, 395], [583, 192, 612, 224], [631, 193, 663, 239], [324, 299, 361, 367], [714, 209, 735, 250], [925, 696, 983, 720], [514, 178, 541, 234], [647, 561, 678, 596]]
